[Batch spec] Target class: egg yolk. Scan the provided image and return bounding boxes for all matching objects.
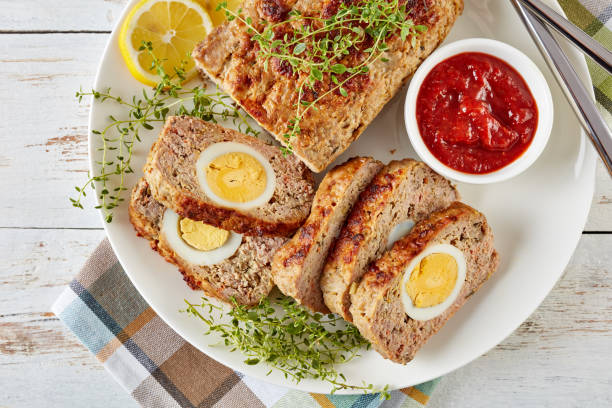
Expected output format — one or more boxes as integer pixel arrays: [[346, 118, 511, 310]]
[[179, 218, 230, 251], [206, 152, 267, 203], [406, 253, 458, 308]]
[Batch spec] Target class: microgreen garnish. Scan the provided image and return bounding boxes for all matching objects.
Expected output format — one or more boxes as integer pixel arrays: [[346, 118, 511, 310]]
[[71, 42, 257, 222], [184, 296, 391, 398], [219, 0, 426, 153]]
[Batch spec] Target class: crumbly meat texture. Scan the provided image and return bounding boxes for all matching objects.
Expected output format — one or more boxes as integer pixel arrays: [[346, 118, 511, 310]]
[[272, 157, 383, 313], [144, 116, 315, 237], [321, 159, 458, 321], [129, 178, 286, 306], [130, 178, 165, 243], [350, 202, 499, 364], [193, 0, 464, 172]]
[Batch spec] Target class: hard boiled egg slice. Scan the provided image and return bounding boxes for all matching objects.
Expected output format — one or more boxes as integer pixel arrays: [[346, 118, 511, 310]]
[[196, 142, 276, 210], [400, 244, 467, 321], [161, 209, 242, 266]]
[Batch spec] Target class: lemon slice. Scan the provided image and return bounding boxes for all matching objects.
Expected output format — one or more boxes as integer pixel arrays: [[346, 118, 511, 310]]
[[119, 0, 213, 86]]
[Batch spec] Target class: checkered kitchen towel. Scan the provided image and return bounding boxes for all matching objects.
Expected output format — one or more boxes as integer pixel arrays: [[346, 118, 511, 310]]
[[53, 1, 611, 407], [52, 240, 438, 408], [560, 0, 612, 116]]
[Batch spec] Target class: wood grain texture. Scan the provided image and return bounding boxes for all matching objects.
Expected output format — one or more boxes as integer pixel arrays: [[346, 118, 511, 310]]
[[0, 0, 610, 407], [0, 0, 125, 32], [587, 161, 612, 231], [0, 34, 105, 228], [0, 229, 137, 408]]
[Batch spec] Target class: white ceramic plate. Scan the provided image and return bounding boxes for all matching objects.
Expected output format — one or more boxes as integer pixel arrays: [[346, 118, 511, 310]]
[[89, 0, 596, 394]]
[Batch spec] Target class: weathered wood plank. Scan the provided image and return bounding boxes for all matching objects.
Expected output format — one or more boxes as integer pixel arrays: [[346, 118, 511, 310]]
[[0, 33, 611, 230], [1, 229, 610, 406], [587, 160, 612, 231], [0, 0, 126, 32], [0, 228, 137, 408], [0, 0, 213, 32], [0, 34, 106, 229]]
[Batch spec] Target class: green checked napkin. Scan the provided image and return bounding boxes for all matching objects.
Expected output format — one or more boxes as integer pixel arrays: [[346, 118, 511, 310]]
[[561, 0, 612, 115], [52, 240, 437, 408], [53, 2, 611, 407]]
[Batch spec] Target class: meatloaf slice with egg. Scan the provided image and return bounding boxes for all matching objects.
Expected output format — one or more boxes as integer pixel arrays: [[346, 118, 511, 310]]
[[272, 157, 384, 313], [350, 202, 499, 364], [129, 178, 286, 306], [193, 0, 464, 172], [144, 116, 315, 237], [321, 159, 458, 321]]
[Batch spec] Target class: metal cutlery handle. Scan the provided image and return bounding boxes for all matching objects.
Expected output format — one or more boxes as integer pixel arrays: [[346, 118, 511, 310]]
[[511, 0, 612, 176], [519, 0, 612, 74]]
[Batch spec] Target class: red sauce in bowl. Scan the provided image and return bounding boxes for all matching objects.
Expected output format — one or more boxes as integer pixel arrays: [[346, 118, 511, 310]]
[[416, 52, 538, 174]]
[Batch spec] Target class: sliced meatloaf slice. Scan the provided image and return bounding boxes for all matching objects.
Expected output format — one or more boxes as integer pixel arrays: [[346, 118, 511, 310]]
[[129, 178, 286, 306], [350, 202, 499, 364], [193, 0, 464, 172], [144, 116, 315, 237], [272, 157, 384, 313], [321, 159, 458, 321]]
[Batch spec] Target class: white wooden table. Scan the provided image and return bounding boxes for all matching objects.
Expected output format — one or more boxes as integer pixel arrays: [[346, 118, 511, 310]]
[[0, 1, 610, 407]]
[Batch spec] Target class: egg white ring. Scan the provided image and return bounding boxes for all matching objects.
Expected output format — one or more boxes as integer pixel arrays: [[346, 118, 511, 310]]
[[196, 142, 277, 210], [387, 219, 416, 250], [161, 209, 243, 266], [400, 244, 467, 322]]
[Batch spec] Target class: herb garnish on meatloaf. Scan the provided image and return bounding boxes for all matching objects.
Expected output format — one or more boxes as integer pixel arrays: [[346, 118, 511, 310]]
[[194, 0, 464, 172]]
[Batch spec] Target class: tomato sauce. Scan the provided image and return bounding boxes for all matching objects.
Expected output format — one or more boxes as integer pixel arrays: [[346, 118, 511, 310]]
[[416, 52, 538, 174]]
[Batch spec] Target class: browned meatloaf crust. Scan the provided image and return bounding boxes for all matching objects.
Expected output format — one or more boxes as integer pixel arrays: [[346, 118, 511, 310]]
[[272, 157, 383, 313], [193, 0, 464, 172], [350, 202, 499, 364], [321, 159, 458, 321], [143, 116, 315, 237], [129, 178, 286, 306]]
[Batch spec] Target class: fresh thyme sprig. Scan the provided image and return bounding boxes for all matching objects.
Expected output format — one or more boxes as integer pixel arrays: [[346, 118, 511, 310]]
[[219, 0, 426, 153], [71, 42, 258, 222], [184, 296, 391, 398]]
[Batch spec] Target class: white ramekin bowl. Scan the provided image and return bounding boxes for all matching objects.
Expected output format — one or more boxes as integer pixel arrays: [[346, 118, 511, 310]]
[[405, 38, 554, 184]]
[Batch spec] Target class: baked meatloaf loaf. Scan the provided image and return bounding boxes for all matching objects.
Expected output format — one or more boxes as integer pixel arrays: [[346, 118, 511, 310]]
[[321, 159, 458, 321], [129, 178, 286, 306], [193, 0, 464, 172], [272, 157, 384, 313], [350, 202, 499, 364], [144, 116, 315, 237]]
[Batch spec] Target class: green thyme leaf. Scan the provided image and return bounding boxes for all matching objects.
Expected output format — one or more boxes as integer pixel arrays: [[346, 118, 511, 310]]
[[331, 64, 347, 74], [183, 296, 389, 397], [311, 67, 323, 81], [222, 0, 426, 153], [293, 43, 307, 55], [71, 42, 259, 222]]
